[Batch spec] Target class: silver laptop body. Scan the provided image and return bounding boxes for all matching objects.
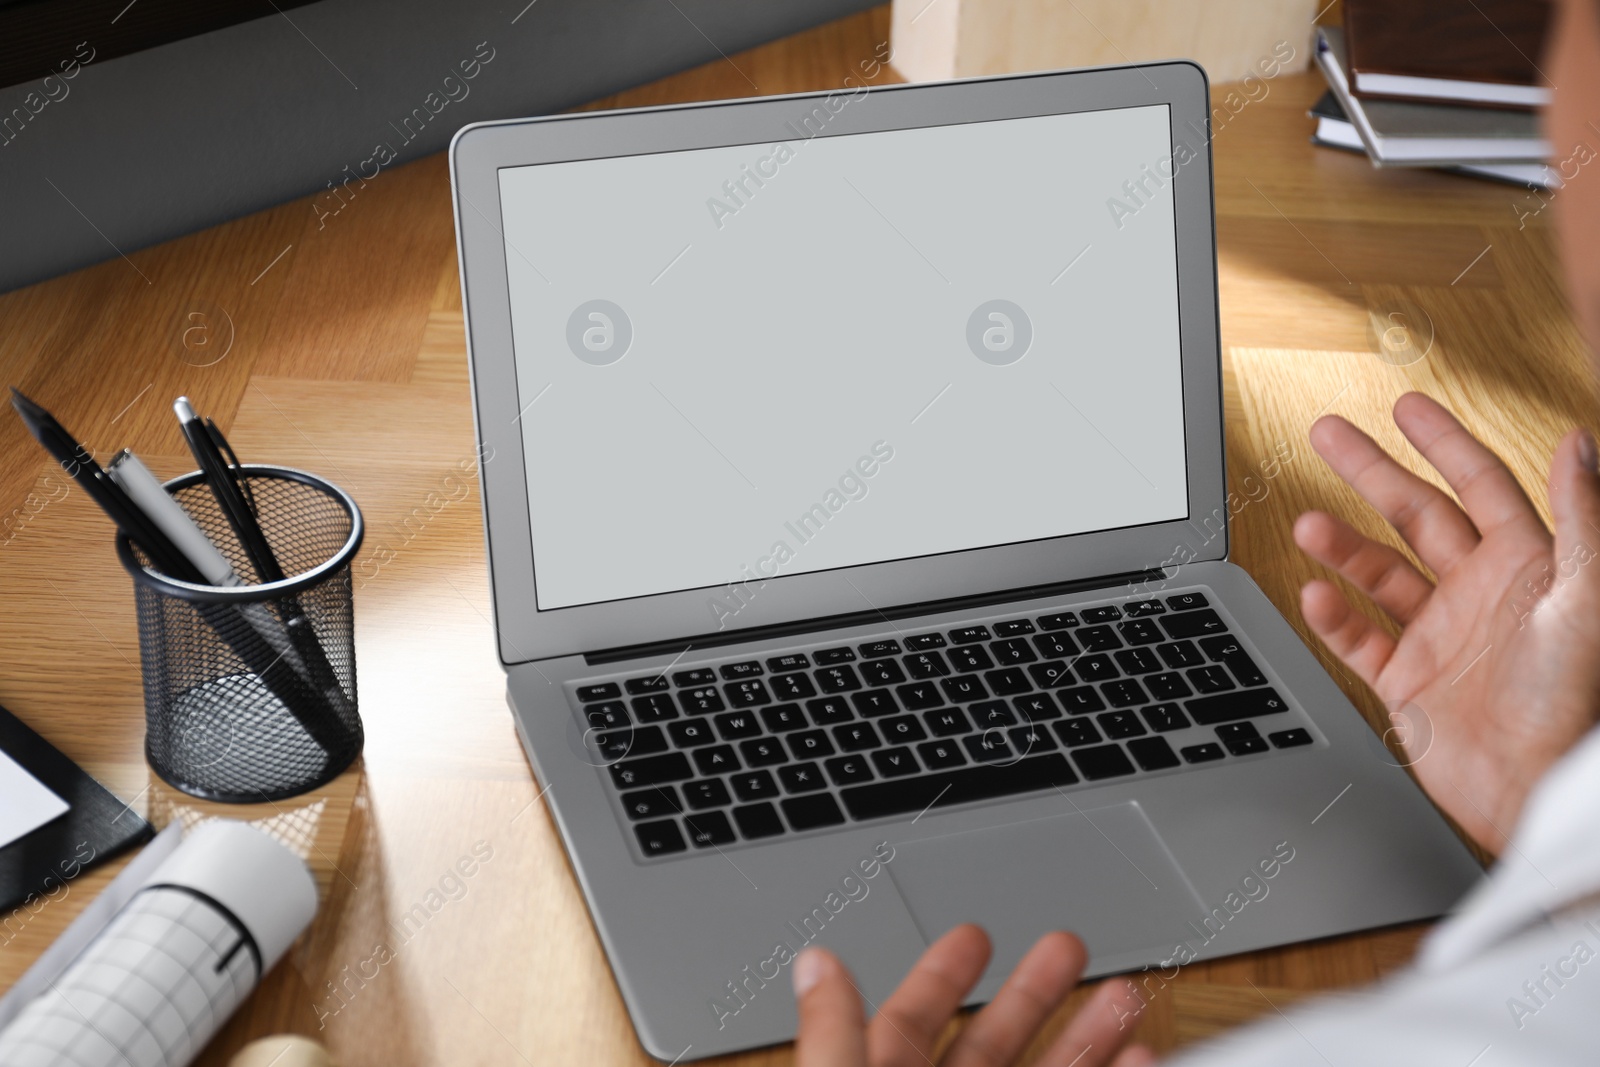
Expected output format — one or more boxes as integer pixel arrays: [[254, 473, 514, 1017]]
[[449, 63, 1481, 1061]]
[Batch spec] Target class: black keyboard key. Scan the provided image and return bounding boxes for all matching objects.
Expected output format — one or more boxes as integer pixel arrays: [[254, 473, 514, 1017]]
[[1102, 679, 1148, 708], [988, 667, 1035, 694], [905, 632, 948, 650], [841, 753, 1078, 820], [1058, 686, 1107, 714], [1146, 672, 1193, 701], [1097, 710, 1146, 739], [1026, 661, 1073, 689], [918, 739, 968, 769], [684, 810, 736, 847], [761, 703, 807, 732], [834, 721, 882, 752], [1076, 654, 1120, 683], [684, 778, 733, 809], [1269, 728, 1313, 748], [948, 646, 995, 673], [814, 646, 857, 664], [1128, 736, 1181, 771], [788, 729, 836, 760], [720, 661, 763, 680], [1012, 693, 1060, 722], [1009, 724, 1057, 754], [859, 639, 902, 658], [1186, 688, 1288, 726], [625, 675, 669, 694], [1216, 722, 1260, 742], [693, 745, 740, 776], [632, 694, 679, 723], [1054, 718, 1102, 747], [713, 711, 761, 741], [767, 654, 810, 673], [731, 769, 780, 801], [732, 802, 785, 839], [941, 675, 988, 703], [635, 818, 687, 855], [783, 793, 846, 831], [1077, 625, 1122, 652], [852, 689, 900, 717], [739, 737, 788, 767], [577, 683, 620, 702], [1118, 619, 1165, 646], [807, 696, 854, 726], [1181, 742, 1225, 763], [904, 652, 951, 679], [991, 638, 1037, 666], [620, 786, 682, 821], [1033, 632, 1080, 659], [880, 714, 928, 744], [1072, 744, 1136, 780], [826, 754, 875, 785], [924, 708, 973, 737], [668, 719, 717, 748], [1187, 665, 1236, 694], [1160, 609, 1227, 639], [673, 668, 716, 687], [871, 746, 921, 778], [1124, 600, 1167, 617], [1157, 640, 1206, 669], [994, 619, 1036, 637], [770, 673, 817, 701], [678, 687, 725, 715], [1166, 592, 1210, 611], [594, 725, 666, 761], [817, 665, 863, 693], [584, 702, 628, 730], [778, 762, 827, 793], [1225, 735, 1270, 756], [725, 680, 772, 707], [1199, 636, 1270, 687], [1038, 611, 1079, 630], [860, 659, 907, 687], [1081, 605, 1122, 623], [1141, 703, 1190, 732], [610, 752, 693, 788], [963, 731, 1015, 763], [970, 700, 1017, 728], [950, 625, 991, 644], [897, 681, 943, 710], [1114, 647, 1163, 675]]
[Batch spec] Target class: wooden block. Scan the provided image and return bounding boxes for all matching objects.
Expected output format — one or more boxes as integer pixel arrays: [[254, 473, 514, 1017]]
[[891, 0, 1316, 83]]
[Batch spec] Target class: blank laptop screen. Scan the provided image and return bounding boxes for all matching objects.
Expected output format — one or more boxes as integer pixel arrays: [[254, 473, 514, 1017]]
[[497, 102, 1188, 611]]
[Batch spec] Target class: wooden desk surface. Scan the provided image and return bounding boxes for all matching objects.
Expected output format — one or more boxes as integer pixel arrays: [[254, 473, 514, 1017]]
[[1, 7, 1591, 1064]]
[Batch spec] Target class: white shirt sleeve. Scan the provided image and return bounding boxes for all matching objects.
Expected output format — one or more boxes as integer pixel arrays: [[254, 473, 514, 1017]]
[[1165, 727, 1600, 1067]]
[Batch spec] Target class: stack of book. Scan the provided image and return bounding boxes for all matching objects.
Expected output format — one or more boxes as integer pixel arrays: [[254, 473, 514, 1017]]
[[1310, 0, 1559, 188]]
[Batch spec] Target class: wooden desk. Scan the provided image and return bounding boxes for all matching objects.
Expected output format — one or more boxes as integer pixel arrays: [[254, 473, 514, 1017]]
[[0, 7, 1590, 1064]]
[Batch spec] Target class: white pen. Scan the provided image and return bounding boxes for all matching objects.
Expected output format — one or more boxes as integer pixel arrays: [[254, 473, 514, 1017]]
[[106, 450, 241, 586]]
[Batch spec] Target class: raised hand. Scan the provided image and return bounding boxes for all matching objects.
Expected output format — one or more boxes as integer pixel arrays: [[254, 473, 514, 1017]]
[[1294, 392, 1600, 850]]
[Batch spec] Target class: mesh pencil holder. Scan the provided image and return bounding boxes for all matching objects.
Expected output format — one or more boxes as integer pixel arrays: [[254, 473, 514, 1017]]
[[115, 466, 364, 802]]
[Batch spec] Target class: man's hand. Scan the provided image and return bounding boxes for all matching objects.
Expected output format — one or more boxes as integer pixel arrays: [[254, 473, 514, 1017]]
[[1295, 392, 1600, 850], [793, 923, 1153, 1067]]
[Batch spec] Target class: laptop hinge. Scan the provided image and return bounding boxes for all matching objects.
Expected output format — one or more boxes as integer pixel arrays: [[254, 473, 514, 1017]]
[[583, 568, 1165, 666]]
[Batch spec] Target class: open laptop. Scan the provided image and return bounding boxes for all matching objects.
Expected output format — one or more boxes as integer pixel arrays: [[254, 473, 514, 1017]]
[[449, 62, 1481, 1061]]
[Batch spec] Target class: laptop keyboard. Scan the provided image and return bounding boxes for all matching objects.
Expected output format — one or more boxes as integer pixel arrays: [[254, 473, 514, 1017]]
[[571, 591, 1316, 858]]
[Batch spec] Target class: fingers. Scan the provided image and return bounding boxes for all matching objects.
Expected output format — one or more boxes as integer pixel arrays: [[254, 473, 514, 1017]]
[[1109, 1047, 1158, 1067], [1391, 392, 1546, 542], [868, 924, 991, 1067], [794, 948, 869, 1067], [1038, 975, 1152, 1067], [942, 932, 1088, 1067], [1299, 579, 1397, 690], [1309, 410, 1479, 576], [1293, 510, 1433, 625], [1548, 428, 1600, 576]]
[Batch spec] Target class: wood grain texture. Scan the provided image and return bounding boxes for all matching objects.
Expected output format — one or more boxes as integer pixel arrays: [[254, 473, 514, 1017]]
[[1, 4, 1592, 1064]]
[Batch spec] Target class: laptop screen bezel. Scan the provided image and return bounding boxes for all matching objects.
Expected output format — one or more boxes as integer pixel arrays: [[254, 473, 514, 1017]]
[[451, 62, 1226, 666]]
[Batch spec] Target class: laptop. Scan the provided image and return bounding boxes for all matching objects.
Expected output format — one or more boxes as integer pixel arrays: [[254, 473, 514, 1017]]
[[449, 62, 1481, 1061]]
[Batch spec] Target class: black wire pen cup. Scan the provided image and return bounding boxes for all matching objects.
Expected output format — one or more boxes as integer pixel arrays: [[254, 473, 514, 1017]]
[[115, 466, 364, 802]]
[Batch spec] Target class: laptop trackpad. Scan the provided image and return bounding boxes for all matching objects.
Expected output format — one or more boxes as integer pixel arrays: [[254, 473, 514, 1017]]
[[887, 803, 1207, 978]]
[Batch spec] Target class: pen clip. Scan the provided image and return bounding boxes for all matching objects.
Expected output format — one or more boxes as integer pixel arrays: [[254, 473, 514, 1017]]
[[204, 418, 258, 517]]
